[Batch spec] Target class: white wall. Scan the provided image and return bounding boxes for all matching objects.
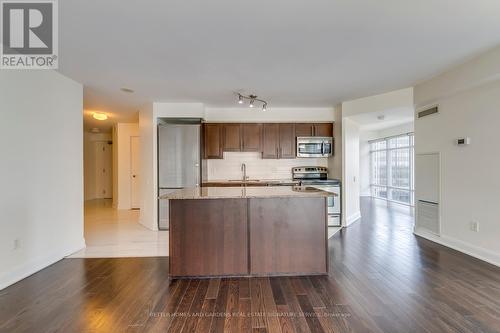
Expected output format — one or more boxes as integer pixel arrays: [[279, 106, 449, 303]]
[[139, 103, 156, 230], [114, 123, 139, 210], [328, 104, 343, 180], [84, 132, 112, 200], [414, 45, 500, 266], [378, 122, 414, 138], [342, 87, 414, 117], [204, 107, 335, 122], [342, 118, 361, 226], [207, 152, 328, 180], [0, 70, 84, 290], [112, 126, 118, 205]]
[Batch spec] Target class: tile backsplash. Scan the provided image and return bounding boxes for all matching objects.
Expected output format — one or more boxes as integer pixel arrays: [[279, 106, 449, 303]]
[[206, 152, 329, 180]]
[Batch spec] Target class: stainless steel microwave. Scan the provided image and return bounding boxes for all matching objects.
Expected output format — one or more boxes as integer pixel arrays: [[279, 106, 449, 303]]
[[296, 137, 333, 157]]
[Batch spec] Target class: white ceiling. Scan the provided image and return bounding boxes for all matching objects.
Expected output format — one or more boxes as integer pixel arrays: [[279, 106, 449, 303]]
[[58, 0, 500, 129]]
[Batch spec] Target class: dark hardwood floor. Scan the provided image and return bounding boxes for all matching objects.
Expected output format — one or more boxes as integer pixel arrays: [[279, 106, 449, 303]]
[[1, 198, 500, 332]]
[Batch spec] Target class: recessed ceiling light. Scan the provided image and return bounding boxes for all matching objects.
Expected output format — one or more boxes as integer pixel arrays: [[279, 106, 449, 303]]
[[120, 87, 134, 93], [93, 112, 108, 121]]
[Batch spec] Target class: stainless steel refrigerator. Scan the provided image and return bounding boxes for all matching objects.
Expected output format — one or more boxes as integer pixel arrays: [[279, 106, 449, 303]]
[[158, 119, 201, 230]]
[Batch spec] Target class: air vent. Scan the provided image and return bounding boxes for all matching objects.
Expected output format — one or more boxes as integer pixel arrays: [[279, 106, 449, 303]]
[[418, 106, 439, 118]]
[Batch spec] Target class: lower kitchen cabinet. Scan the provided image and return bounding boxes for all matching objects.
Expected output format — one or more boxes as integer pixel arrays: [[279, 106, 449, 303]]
[[249, 197, 327, 275], [169, 199, 248, 276], [169, 196, 328, 277]]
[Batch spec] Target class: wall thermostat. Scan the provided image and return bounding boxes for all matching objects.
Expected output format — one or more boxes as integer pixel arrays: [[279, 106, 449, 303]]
[[456, 137, 471, 145]]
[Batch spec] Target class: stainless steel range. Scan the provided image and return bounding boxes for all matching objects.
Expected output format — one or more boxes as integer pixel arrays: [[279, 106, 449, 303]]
[[292, 167, 341, 227]]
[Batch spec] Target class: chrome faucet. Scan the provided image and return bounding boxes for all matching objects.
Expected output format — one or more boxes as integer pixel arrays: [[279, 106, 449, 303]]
[[241, 163, 248, 181]]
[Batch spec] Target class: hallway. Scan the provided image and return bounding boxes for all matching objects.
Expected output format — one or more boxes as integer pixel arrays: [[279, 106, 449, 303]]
[[68, 199, 168, 258]]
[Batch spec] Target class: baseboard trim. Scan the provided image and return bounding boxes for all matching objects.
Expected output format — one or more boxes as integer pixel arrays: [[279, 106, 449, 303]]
[[0, 239, 86, 291], [345, 211, 361, 227], [414, 228, 500, 268]]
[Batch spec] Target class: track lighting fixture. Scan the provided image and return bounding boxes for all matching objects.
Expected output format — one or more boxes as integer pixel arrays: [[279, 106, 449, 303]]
[[237, 93, 268, 111]]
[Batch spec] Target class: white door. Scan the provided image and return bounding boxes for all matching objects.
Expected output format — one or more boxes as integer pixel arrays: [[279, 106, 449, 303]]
[[95, 141, 112, 199], [130, 136, 140, 209]]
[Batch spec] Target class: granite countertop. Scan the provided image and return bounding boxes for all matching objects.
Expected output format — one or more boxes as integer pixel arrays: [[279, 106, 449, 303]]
[[159, 186, 336, 200], [202, 179, 300, 185]]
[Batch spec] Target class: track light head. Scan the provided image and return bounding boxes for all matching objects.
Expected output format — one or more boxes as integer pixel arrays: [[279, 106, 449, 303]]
[[236, 93, 268, 110]]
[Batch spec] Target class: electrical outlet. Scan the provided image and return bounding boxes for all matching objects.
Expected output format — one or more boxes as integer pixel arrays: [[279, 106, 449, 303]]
[[470, 221, 479, 232], [13, 238, 20, 250]]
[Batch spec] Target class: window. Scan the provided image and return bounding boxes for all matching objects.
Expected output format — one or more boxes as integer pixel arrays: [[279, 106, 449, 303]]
[[370, 133, 414, 205]]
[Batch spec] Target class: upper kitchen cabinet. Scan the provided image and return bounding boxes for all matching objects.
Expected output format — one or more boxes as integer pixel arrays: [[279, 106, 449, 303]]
[[241, 123, 262, 152], [295, 123, 333, 138], [222, 123, 261, 152], [203, 123, 223, 159], [262, 123, 295, 159], [278, 123, 295, 158], [261, 124, 279, 159], [295, 123, 314, 137], [223, 123, 242, 151], [313, 123, 333, 137]]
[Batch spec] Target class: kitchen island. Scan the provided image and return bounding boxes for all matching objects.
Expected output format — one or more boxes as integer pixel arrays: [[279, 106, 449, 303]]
[[160, 186, 333, 278]]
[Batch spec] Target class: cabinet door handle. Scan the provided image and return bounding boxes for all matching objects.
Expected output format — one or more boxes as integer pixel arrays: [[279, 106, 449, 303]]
[[276, 147, 279, 158]]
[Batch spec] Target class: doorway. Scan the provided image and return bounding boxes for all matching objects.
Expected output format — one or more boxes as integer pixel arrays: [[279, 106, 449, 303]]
[[94, 141, 112, 199], [130, 136, 140, 209]]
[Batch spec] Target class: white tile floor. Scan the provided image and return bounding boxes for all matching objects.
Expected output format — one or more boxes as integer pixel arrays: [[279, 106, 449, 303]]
[[68, 199, 168, 258], [68, 199, 340, 259]]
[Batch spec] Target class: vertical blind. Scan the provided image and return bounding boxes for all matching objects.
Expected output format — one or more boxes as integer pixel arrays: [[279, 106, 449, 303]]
[[370, 133, 414, 205]]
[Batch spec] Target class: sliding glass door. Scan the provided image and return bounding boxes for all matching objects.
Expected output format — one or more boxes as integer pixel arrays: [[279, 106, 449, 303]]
[[370, 133, 414, 205]]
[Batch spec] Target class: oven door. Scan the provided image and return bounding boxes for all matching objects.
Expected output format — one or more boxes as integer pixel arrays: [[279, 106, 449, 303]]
[[314, 185, 340, 215]]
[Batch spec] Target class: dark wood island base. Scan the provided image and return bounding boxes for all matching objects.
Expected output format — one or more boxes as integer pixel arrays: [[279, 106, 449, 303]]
[[169, 195, 328, 278]]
